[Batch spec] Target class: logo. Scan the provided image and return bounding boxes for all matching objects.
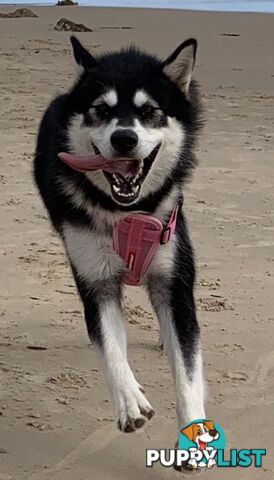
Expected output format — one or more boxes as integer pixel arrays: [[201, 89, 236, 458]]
[[179, 419, 225, 469], [146, 419, 266, 470]]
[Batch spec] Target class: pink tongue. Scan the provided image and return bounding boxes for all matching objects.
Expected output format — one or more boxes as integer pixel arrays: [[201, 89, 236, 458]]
[[199, 440, 207, 451], [58, 152, 137, 177]]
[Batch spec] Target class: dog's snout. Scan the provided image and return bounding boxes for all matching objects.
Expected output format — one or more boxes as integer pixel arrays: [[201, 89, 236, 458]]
[[210, 429, 218, 437], [111, 129, 138, 153]]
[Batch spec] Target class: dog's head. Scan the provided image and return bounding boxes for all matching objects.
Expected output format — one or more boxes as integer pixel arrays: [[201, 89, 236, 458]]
[[181, 421, 219, 450], [65, 36, 202, 207]]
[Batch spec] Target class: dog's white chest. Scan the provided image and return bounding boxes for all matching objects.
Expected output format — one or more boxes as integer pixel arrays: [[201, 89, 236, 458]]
[[63, 223, 124, 284], [62, 219, 176, 286]]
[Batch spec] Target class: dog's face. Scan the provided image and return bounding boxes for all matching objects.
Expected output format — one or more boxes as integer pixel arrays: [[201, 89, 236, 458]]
[[181, 421, 219, 450], [66, 37, 200, 206]]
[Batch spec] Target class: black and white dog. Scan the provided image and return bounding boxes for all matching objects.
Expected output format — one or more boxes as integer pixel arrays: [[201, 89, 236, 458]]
[[34, 37, 205, 436]]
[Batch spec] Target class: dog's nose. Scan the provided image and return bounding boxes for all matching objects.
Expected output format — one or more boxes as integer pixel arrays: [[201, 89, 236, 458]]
[[111, 129, 138, 154], [210, 429, 218, 437]]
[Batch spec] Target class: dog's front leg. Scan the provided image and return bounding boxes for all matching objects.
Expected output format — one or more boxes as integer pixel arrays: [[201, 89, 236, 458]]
[[74, 276, 155, 432], [148, 273, 205, 431]]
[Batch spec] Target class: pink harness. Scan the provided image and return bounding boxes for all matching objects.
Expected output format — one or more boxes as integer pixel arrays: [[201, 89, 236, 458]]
[[113, 203, 181, 286]]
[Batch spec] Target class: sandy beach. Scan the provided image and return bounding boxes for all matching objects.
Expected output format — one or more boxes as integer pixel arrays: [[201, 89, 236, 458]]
[[0, 5, 273, 479]]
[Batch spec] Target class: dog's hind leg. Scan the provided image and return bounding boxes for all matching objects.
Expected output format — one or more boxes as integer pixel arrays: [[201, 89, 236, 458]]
[[72, 272, 155, 433], [147, 246, 205, 431]]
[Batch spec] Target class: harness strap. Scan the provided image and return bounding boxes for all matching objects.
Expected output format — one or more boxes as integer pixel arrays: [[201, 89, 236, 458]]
[[160, 202, 181, 245], [113, 197, 183, 286]]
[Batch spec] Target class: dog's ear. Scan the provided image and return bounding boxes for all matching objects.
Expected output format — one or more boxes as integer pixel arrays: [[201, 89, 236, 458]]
[[204, 420, 215, 431], [163, 38, 197, 94], [181, 424, 195, 442], [70, 36, 97, 72]]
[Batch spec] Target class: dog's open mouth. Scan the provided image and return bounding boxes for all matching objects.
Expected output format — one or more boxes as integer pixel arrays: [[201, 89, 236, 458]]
[[197, 439, 207, 451], [58, 144, 160, 205], [102, 145, 160, 204]]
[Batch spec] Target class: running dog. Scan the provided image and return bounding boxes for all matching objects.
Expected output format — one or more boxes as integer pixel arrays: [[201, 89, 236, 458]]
[[34, 36, 205, 438]]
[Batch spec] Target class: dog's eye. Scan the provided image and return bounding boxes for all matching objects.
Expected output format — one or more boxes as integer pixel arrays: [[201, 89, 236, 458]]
[[95, 104, 112, 120], [140, 104, 155, 119]]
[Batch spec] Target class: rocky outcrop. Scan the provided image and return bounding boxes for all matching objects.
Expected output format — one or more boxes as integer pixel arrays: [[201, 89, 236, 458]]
[[54, 18, 92, 32], [56, 1, 78, 6], [0, 8, 38, 18]]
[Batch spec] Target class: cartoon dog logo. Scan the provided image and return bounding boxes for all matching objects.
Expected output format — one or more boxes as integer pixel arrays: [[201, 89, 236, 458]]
[[181, 420, 219, 469]]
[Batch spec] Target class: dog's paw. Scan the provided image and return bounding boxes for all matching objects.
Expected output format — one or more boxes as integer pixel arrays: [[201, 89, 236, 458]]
[[116, 386, 155, 433], [207, 458, 216, 469], [118, 415, 146, 433], [117, 405, 155, 433], [174, 462, 204, 475], [173, 442, 204, 474]]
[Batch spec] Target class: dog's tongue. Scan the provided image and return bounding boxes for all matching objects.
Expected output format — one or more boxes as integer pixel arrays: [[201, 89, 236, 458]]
[[58, 152, 137, 177], [199, 440, 207, 451]]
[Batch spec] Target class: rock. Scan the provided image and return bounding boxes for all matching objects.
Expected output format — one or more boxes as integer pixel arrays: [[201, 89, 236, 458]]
[[0, 8, 38, 18], [54, 18, 92, 32], [56, 0, 78, 5]]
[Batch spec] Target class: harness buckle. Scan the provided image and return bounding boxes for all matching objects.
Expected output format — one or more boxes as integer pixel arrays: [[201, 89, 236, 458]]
[[160, 227, 171, 245]]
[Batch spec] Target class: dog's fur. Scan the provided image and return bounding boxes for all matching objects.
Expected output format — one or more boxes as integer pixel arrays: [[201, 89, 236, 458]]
[[33, 36, 206, 435]]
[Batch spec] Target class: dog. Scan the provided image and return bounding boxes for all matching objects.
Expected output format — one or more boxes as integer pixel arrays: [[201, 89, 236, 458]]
[[181, 421, 219, 468], [33, 36, 206, 439]]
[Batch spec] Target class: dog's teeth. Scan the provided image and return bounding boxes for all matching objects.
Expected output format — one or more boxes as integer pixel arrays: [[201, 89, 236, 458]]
[[113, 185, 120, 193], [112, 174, 121, 186], [133, 185, 139, 193], [119, 191, 134, 198], [130, 167, 143, 186]]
